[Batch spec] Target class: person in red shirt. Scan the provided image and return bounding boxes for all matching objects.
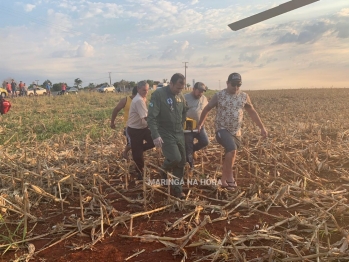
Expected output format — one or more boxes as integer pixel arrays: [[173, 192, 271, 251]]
[[6, 82, 11, 93], [61, 83, 67, 95], [18, 81, 24, 96]]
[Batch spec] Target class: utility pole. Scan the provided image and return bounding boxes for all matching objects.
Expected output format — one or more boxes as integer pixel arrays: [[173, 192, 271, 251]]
[[35, 80, 39, 86], [182, 62, 188, 89], [108, 72, 112, 86]]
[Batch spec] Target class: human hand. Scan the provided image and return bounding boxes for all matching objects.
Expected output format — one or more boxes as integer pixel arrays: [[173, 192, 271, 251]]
[[261, 128, 268, 138], [153, 137, 164, 148], [197, 124, 203, 133], [110, 122, 116, 129]]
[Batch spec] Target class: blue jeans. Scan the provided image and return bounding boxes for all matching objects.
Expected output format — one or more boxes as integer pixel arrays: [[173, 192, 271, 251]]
[[184, 127, 209, 168]]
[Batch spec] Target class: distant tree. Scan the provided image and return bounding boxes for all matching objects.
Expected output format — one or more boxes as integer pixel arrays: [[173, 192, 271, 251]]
[[163, 79, 167, 83], [129, 81, 136, 88], [74, 78, 83, 89], [146, 80, 153, 87], [2, 78, 15, 88], [52, 83, 64, 92], [154, 81, 160, 85], [120, 79, 129, 87], [85, 83, 95, 89], [186, 83, 191, 89], [96, 82, 108, 88], [42, 79, 52, 88]]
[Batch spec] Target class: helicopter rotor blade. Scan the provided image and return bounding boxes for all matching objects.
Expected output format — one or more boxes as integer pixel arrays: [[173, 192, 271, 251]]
[[228, 0, 319, 31]]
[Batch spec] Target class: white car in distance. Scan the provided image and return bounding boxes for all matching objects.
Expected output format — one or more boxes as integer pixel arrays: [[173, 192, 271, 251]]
[[98, 85, 115, 93], [156, 83, 168, 90], [27, 87, 47, 96]]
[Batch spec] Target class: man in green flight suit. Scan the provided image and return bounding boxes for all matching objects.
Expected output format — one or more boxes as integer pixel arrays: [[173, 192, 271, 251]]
[[147, 73, 188, 199]]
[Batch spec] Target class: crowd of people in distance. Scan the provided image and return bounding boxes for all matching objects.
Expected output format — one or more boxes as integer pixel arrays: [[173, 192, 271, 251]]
[[3, 80, 68, 98], [110, 72, 268, 199], [5, 79, 28, 97]]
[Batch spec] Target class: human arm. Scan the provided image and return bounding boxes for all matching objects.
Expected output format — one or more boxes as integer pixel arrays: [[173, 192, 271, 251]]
[[244, 95, 267, 138], [110, 97, 127, 129], [147, 91, 161, 140], [197, 94, 218, 132]]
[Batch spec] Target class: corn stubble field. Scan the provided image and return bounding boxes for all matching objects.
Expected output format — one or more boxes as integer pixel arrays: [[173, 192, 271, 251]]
[[0, 88, 349, 262]]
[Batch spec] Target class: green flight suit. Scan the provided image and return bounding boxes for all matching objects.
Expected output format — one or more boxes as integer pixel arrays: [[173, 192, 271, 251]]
[[148, 86, 187, 196]]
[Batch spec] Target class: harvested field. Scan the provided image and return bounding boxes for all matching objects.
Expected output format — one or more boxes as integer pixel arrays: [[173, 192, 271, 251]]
[[1, 88, 349, 262]]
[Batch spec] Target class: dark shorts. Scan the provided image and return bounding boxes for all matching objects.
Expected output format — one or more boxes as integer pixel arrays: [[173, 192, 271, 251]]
[[215, 129, 241, 153]]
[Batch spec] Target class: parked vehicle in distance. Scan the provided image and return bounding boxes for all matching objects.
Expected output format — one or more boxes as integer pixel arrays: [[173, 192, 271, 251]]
[[156, 83, 168, 90], [66, 87, 78, 94], [98, 85, 115, 93], [57, 87, 78, 95], [27, 87, 47, 96], [0, 87, 8, 98]]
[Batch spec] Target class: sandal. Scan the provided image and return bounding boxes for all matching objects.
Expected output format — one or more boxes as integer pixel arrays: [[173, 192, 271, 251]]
[[221, 180, 237, 190]]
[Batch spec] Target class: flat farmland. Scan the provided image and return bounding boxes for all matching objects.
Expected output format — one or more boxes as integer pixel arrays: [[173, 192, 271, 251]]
[[1, 88, 349, 262]]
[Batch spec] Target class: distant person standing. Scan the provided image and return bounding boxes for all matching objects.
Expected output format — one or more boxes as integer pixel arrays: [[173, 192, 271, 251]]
[[110, 86, 138, 159], [61, 83, 66, 95], [11, 80, 17, 98], [23, 83, 28, 96], [127, 81, 154, 179], [18, 81, 24, 96], [46, 82, 52, 96], [147, 73, 188, 199], [6, 82, 11, 94], [184, 82, 209, 169], [198, 72, 268, 190], [32, 82, 37, 95]]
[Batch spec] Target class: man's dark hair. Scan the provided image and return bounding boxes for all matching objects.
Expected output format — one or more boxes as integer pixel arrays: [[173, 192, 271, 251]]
[[170, 73, 185, 84], [132, 86, 138, 95]]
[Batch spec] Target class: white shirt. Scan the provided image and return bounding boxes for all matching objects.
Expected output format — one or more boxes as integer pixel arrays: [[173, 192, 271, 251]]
[[184, 93, 208, 122], [127, 93, 148, 129]]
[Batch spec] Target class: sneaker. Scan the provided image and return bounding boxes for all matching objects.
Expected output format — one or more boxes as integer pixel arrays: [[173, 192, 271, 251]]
[[172, 188, 186, 200]]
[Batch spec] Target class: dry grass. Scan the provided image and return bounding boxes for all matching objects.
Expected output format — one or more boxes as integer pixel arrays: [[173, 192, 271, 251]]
[[1, 89, 349, 261]]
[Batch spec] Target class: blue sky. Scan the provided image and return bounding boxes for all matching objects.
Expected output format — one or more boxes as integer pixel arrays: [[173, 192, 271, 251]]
[[0, 0, 348, 90]]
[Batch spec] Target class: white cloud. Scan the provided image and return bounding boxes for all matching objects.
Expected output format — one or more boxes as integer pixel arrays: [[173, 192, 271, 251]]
[[24, 4, 36, 12], [89, 34, 112, 45], [76, 42, 94, 57], [50, 41, 92, 58], [338, 8, 349, 17], [82, 2, 124, 19], [191, 0, 199, 5], [161, 40, 192, 60], [239, 52, 260, 63]]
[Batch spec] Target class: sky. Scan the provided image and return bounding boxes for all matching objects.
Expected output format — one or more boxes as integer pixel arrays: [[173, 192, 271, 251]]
[[0, 0, 348, 90]]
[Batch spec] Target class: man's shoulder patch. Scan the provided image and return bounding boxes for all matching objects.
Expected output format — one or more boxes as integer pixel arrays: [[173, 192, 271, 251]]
[[149, 102, 154, 107]]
